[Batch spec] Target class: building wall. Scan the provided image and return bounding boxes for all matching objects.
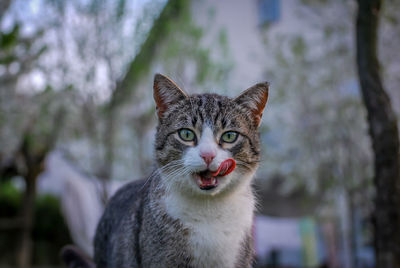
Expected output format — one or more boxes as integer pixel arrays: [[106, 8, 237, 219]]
[[190, 0, 307, 93]]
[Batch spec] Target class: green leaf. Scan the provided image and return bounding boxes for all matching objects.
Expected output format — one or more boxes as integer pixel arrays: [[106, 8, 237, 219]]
[[116, 0, 126, 20], [291, 36, 306, 56], [0, 24, 20, 49], [0, 54, 17, 65]]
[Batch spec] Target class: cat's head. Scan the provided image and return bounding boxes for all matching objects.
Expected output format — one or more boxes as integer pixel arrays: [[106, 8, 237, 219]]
[[153, 74, 268, 197]]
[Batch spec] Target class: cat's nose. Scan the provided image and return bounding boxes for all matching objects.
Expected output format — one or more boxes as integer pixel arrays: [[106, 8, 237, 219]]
[[200, 152, 215, 166]]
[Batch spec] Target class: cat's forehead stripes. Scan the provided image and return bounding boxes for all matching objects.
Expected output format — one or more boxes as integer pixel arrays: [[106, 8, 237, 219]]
[[160, 94, 251, 139], [190, 94, 241, 131]]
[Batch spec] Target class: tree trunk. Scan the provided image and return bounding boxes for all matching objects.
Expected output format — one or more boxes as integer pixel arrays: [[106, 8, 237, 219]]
[[16, 172, 38, 268], [355, 0, 400, 267]]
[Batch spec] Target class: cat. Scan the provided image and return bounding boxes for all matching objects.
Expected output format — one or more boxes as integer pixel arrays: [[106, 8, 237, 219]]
[[62, 73, 268, 268]]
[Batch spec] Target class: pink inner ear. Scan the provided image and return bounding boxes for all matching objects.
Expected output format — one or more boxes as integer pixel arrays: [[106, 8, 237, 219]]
[[253, 92, 268, 125], [153, 83, 167, 117]]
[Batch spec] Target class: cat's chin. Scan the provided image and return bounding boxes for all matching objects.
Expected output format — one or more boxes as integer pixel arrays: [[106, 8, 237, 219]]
[[187, 171, 249, 198], [190, 172, 235, 195]]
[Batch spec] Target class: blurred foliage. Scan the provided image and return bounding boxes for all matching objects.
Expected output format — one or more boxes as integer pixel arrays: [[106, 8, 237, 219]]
[[0, 24, 19, 50], [42, 0, 235, 181], [0, 182, 72, 265], [0, 181, 21, 216], [0, 15, 67, 166], [257, 1, 399, 266], [157, 3, 233, 90], [32, 194, 72, 264], [262, 0, 372, 200], [112, 0, 187, 106]]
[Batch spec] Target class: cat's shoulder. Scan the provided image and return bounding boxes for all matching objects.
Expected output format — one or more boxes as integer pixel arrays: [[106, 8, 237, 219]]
[[94, 179, 149, 266], [110, 179, 150, 213], [110, 178, 148, 204]]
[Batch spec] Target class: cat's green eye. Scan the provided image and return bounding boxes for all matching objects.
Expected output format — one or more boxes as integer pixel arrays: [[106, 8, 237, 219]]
[[178, 129, 196, 142], [221, 131, 238, 143]]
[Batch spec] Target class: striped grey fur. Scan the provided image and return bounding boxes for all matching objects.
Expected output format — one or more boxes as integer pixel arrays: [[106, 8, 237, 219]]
[[93, 74, 268, 268]]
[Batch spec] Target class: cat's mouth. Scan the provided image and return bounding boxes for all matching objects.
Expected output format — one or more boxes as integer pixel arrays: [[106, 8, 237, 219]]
[[194, 159, 236, 190]]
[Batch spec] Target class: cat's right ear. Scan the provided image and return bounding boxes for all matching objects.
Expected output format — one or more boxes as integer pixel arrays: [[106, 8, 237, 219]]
[[234, 82, 269, 127], [153, 73, 188, 119]]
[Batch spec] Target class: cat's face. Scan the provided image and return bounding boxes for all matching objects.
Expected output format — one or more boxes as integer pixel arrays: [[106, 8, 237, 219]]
[[153, 74, 268, 197]]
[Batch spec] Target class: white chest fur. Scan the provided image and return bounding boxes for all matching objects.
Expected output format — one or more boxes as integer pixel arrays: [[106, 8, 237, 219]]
[[164, 183, 255, 268]]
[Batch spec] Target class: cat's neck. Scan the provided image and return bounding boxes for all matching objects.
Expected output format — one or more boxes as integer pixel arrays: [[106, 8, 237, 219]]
[[160, 172, 255, 268], [160, 172, 255, 222]]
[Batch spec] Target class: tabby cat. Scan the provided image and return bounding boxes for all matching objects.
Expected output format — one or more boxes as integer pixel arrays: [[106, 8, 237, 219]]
[[62, 73, 268, 268]]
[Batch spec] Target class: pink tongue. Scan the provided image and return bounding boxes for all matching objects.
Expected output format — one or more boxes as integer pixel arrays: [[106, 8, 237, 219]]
[[211, 159, 236, 177]]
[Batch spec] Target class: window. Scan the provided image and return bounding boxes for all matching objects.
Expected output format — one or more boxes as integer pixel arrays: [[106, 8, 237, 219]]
[[258, 0, 281, 25]]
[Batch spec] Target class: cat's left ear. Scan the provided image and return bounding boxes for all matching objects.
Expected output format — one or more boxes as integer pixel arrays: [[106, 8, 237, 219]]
[[234, 82, 269, 127], [153, 73, 188, 119]]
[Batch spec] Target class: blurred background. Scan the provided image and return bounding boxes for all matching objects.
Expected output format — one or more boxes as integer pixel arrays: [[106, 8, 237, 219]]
[[0, 0, 399, 267]]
